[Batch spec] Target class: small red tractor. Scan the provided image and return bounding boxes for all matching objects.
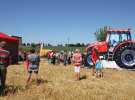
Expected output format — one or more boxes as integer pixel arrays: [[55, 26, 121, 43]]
[[85, 28, 135, 69]]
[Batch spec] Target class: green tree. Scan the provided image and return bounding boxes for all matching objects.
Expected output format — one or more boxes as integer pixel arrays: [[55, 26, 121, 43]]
[[31, 43, 36, 48], [23, 46, 33, 52], [94, 26, 108, 41]]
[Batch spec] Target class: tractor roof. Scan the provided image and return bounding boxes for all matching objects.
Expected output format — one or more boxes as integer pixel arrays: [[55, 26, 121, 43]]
[[108, 28, 131, 33]]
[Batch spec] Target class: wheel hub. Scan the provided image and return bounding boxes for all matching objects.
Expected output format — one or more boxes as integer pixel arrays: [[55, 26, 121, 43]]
[[121, 50, 135, 67], [125, 54, 133, 62]]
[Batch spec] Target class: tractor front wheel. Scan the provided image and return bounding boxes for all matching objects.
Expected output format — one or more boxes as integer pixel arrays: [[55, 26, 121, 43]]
[[86, 54, 93, 66]]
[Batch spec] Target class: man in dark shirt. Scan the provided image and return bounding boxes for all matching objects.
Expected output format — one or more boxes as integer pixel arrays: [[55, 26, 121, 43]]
[[63, 50, 67, 66], [26, 49, 40, 85], [0, 41, 10, 95]]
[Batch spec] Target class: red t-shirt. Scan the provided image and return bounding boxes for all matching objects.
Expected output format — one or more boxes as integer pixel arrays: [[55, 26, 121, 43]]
[[72, 53, 82, 67], [91, 49, 98, 65]]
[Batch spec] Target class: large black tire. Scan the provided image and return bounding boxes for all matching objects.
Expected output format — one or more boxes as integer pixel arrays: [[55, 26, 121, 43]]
[[85, 48, 100, 67], [85, 54, 93, 66], [114, 43, 135, 69], [84, 48, 93, 67]]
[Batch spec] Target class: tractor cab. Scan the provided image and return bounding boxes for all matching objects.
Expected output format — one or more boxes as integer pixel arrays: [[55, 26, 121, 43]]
[[106, 29, 131, 48]]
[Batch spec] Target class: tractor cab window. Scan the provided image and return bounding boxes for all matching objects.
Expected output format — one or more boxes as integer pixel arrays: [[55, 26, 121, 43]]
[[109, 32, 120, 47], [121, 33, 131, 42]]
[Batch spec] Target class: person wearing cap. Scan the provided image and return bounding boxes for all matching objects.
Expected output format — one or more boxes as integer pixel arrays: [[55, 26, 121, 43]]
[[0, 41, 10, 95], [95, 56, 103, 78], [72, 49, 82, 80]]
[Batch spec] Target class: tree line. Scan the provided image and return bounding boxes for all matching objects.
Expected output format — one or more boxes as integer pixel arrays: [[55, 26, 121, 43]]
[[21, 26, 108, 52], [22, 43, 87, 47]]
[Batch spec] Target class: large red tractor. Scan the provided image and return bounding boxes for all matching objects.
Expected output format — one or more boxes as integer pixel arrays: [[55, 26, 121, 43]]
[[85, 28, 135, 69]]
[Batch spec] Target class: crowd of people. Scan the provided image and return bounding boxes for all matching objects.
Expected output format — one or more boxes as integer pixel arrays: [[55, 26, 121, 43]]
[[0, 41, 104, 96], [47, 50, 73, 66]]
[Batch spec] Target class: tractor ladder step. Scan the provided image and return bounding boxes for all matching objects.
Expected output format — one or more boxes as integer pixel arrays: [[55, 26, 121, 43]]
[[108, 52, 114, 61]]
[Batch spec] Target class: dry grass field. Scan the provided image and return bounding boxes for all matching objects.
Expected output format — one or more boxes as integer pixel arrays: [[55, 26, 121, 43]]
[[1, 60, 135, 100]]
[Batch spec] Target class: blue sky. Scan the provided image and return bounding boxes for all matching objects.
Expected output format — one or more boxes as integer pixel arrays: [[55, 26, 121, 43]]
[[0, 0, 135, 44]]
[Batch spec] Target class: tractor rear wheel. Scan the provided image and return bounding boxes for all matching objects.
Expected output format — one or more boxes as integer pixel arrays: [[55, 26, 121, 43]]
[[114, 43, 135, 69]]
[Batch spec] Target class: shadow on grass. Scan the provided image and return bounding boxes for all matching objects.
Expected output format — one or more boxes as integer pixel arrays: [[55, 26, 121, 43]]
[[28, 78, 50, 87], [0, 85, 25, 96], [37, 78, 49, 84], [24, 78, 51, 90], [80, 75, 87, 80], [0, 79, 50, 97]]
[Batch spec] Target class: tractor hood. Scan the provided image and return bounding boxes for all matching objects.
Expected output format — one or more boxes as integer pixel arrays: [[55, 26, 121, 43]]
[[86, 41, 108, 53]]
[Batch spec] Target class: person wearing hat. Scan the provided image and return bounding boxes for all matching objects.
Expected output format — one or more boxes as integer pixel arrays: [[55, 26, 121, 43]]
[[0, 41, 10, 95], [72, 49, 82, 80]]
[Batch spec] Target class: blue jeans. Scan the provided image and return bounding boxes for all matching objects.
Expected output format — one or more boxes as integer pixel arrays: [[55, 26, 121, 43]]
[[64, 59, 67, 66]]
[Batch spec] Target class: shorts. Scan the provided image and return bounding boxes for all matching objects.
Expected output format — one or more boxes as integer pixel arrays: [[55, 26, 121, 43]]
[[28, 70, 38, 74], [74, 66, 80, 73], [28, 67, 38, 74]]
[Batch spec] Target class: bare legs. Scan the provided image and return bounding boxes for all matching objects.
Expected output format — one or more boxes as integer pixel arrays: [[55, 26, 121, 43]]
[[26, 72, 38, 85], [92, 66, 95, 76], [26, 73, 32, 84], [95, 70, 103, 78], [75, 72, 80, 80]]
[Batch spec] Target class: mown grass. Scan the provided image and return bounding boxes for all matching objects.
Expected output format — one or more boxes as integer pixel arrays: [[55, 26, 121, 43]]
[[1, 60, 135, 100]]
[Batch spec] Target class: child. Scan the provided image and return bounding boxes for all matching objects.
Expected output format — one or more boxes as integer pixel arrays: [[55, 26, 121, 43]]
[[95, 56, 103, 78], [72, 49, 82, 81]]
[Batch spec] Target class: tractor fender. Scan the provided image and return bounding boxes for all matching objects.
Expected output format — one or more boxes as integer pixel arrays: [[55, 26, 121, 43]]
[[113, 40, 135, 55]]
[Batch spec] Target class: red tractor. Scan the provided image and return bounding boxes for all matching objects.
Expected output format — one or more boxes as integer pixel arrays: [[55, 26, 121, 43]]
[[85, 28, 135, 69]]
